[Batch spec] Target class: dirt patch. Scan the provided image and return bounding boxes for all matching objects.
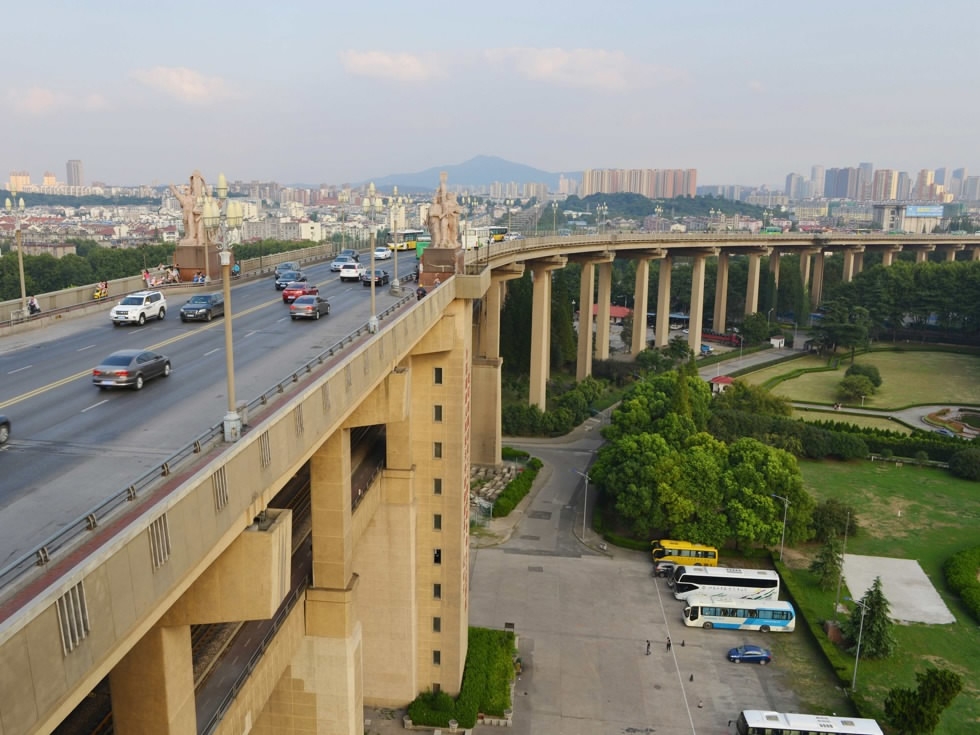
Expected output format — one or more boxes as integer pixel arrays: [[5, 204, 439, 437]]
[[859, 495, 915, 540]]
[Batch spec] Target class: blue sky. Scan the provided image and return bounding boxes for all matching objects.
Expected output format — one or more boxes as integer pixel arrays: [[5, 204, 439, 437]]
[[5, 0, 978, 188]]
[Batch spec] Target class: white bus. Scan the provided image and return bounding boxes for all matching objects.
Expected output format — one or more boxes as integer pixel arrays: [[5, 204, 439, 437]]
[[734, 710, 883, 735], [682, 595, 795, 632], [669, 565, 780, 601]]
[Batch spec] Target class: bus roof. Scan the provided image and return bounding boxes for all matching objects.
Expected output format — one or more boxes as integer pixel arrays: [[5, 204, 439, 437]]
[[685, 595, 794, 610], [397, 228, 425, 235], [674, 566, 779, 581], [740, 710, 882, 734], [652, 539, 716, 549]]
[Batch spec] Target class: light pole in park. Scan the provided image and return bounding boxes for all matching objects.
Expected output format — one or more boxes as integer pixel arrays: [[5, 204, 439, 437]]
[[770, 493, 790, 561], [572, 468, 591, 539], [845, 596, 868, 691], [767, 307, 775, 326], [4, 192, 27, 315], [551, 201, 558, 234], [202, 173, 245, 442]]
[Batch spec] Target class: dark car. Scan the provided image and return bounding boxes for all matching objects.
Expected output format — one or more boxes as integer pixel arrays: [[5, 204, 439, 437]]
[[361, 268, 390, 286], [92, 349, 171, 390], [282, 282, 319, 303], [275, 270, 306, 290], [338, 249, 360, 262], [289, 294, 331, 320], [0, 415, 10, 445], [727, 644, 772, 665], [180, 293, 224, 321], [274, 261, 300, 277]]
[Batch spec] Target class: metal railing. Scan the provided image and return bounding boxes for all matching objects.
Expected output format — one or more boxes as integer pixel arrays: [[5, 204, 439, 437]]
[[0, 291, 415, 600]]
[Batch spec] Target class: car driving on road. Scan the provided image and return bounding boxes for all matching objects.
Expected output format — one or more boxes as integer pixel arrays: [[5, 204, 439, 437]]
[[282, 282, 319, 303], [179, 293, 224, 322], [92, 349, 171, 390], [339, 262, 365, 282], [373, 247, 392, 260], [275, 270, 306, 290], [274, 261, 300, 277], [330, 255, 357, 272], [289, 294, 331, 320], [727, 644, 772, 665], [0, 415, 10, 445], [361, 269, 390, 286], [110, 290, 167, 326]]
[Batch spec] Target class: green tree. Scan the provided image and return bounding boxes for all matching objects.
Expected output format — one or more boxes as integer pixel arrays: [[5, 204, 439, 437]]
[[812, 498, 859, 542], [710, 381, 792, 417], [884, 667, 964, 735], [845, 363, 882, 387], [948, 447, 980, 481], [842, 576, 896, 659], [808, 537, 843, 590], [499, 271, 533, 374], [836, 374, 876, 403], [739, 312, 770, 344]]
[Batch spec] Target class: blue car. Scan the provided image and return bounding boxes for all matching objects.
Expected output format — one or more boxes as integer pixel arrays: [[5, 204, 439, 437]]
[[727, 644, 772, 665]]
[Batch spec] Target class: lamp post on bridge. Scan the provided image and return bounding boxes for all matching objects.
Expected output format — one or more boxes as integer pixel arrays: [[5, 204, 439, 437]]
[[4, 191, 27, 316], [654, 204, 664, 232], [551, 201, 558, 235], [202, 173, 244, 442], [596, 202, 608, 235]]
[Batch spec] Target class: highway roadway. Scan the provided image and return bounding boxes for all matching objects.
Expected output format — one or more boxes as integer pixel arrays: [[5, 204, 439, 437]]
[[0, 256, 416, 574]]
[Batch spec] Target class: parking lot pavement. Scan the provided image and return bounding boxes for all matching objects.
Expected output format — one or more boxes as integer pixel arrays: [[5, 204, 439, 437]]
[[470, 549, 802, 735]]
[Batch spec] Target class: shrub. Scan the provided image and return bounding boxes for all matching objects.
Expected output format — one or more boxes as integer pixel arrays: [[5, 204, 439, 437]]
[[493, 457, 543, 517], [812, 499, 860, 542], [948, 448, 980, 481], [845, 363, 882, 387], [501, 446, 530, 462], [837, 374, 876, 402], [943, 546, 980, 623]]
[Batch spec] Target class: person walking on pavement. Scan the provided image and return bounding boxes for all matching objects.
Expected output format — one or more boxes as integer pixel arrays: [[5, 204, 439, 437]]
[[645, 640, 651, 655], [666, 636, 672, 652]]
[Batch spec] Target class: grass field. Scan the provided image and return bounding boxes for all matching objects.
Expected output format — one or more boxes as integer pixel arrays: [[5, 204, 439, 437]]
[[791, 409, 913, 434], [792, 459, 980, 732], [744, 350, 980, 408]]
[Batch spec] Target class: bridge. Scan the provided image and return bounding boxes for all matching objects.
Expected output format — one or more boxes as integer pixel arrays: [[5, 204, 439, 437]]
[[0, 230, 972, 734]]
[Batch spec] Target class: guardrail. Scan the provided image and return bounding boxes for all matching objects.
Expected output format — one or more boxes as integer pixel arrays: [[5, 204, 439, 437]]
[[0, 290, 415, 599]]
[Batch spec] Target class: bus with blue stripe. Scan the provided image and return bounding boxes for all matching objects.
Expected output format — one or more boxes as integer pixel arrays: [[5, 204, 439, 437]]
[[682, 595, 795, 632]]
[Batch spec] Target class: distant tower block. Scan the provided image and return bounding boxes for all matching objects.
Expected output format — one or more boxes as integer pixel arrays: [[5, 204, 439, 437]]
[[67, 159, 84, 187]]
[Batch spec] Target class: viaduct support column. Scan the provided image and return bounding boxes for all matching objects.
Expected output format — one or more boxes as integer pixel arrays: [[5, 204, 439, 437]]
[[595, 261, 613, 360], [810, 251, 826, 310], [769, 251, 781, 287], [881, 246, 900, 267], [972, 246, 980, 261], [528, 257, 566, 410], [842, 250, 855, 282], [576, 261, 597, 380], [745, 252, 762, 315], [687, 252, 711, 354], [655, 255, 672, 348], [630, 253, 663, 355], [111, 625, 195, 735], [800, 250, 812, 294], [713, 252, 729, 332], [916, 248, 930, 264], [854, 250, 864, 275]]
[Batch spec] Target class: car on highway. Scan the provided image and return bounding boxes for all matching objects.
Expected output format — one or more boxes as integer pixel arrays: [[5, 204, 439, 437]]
[[361, 269, 390, 286], [282, 282, 319, 303], [727, 644, 772, 665], [373, 246, 392, 260], [289, 294, 331, 320], [0, 415, 10, 445], [179, 293, 224, 322], [110, 290, 167, 326], [330, 255, 357, 272], [338, 248, 360, 261], [275, 270, 306, 290], [92, 349, 171, 390], [274, 261, 300, 277], [339, 262, 366, 282]]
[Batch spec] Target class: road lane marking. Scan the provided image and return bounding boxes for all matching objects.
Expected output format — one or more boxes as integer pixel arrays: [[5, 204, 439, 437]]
[[203, 348, 220, 357], [7, 365, 32, 374], [76, 344, 96, 352], [81, 399, 109, 413]]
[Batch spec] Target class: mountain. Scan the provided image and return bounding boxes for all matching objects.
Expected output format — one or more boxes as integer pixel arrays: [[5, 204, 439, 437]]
[[369, 155, 572, 190]]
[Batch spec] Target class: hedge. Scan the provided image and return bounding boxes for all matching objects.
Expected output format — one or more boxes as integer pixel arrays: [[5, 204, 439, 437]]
[[943, 546, 980, 624], [493, 458, 543, 517], [501, 446, 530, 462], [407, 627, 516, 728]]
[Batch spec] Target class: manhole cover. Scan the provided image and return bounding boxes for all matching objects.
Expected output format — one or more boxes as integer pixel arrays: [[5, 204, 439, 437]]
[[528, 511, 552, 520], [528, 566, 544, 573], [520, 535, 541, 541]]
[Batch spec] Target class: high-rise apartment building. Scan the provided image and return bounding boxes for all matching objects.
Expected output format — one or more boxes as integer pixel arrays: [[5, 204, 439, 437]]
[[950, 168, 967, 198], [8, 171, 30, 191], [42, 172, 58, 187], [810, 165, 825, 198], [857, 162, 874, 201], [933, 167, 947, 186], [871, 169, 898, 201], [897, 172, 912, 200], [66, 159, 84, 187], [784, 173, 804, 199], [579, 168, 696, 198], [914, 169, 935, 200]]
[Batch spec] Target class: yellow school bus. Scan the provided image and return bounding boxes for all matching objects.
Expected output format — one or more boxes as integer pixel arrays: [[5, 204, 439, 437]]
[[651, 539, 719, 567]]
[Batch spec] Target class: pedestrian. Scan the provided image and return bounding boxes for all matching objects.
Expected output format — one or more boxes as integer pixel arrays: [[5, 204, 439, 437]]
[[666, 636, 672, 652], [416, 286, 427, 301], [433, 276, 441, 288], [645, 640, 651, 655]]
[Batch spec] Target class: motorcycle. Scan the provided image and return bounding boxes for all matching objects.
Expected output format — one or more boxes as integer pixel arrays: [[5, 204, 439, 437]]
[[93, 287, 109, 300], [28, 301, 41, 316]]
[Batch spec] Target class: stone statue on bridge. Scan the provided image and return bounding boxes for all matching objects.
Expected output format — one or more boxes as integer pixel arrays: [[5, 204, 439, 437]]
[[169, 170, 207, 247], [427, 171, 461, 248]]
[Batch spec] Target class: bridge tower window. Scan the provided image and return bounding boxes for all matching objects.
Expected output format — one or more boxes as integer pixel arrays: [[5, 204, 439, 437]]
[[434, 367, 443, 384], [433, 616, 442, 632], [433, 583, 442, 599], [433, 478, 443, 495], [433, 650, 441, 665], [433, 548, 442, 564], [433, 404, 443, 422], [433, 442, 443, 458], [434, 514, 442, 530]]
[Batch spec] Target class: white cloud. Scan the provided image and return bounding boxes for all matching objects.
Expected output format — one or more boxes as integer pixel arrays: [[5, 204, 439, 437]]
[[130, 66, 235, 104], [747, 80, 765, 94], [484, 47, 684, 92], [338, 50, 444, 82], [9, 87, 70, 115]]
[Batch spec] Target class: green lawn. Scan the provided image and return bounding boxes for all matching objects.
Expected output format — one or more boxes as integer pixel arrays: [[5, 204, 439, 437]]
[[744, 351, 980, 408], [791, 409, 913, 434], [795, 459, 980, 732]]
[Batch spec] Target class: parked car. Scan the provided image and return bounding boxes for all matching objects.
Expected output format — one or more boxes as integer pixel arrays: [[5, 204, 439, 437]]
[[274, 261, 300, 277], [282, 282, 319, 303], [0, 415, 10, 445], [727, 645, 772, 665], [275, 270, 306, 290], [330, 256, 356, 272], [361, 269, 390, 286], [339, 262, 366, 282], [653, 561, 677, 579], [92, 349, 171, 390], [338, 249, 360, 261], [373, 246, 392, 260], [180, 293, 224, 322], [289, 294, 331, 320], [110, 290, 167, 326]]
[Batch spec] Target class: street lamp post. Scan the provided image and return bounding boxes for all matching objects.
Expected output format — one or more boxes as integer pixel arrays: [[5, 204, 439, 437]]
[[654, 204, 664, 232], [551, 201, 558, 235], [770, 494, 790, 561], [597, 202, 608, 234], [845, 597, 869, 691], [767, 307, 775, 326], [4, 192, 27, 315], [573, 468, 591, 539], [202, 173, 244, 442], [390, 196, 404, 296]]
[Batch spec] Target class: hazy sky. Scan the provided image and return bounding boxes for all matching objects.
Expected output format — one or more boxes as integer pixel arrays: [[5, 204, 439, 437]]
[[5, 0, 978, 188]]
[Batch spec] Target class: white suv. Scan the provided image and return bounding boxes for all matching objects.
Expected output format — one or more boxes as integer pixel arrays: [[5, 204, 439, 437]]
[[339, 262, 365, 282], [111, 290, 167, 326]]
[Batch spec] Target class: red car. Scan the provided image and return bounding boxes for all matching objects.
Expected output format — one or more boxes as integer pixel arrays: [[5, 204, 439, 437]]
[[282, 282, 319, 303]]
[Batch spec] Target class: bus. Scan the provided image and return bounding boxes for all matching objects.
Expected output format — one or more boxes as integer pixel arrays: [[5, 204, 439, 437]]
[[734, 710, 883, 735], [669, 566, 780, 601], [488, 225, 507, 242], [682, 595, 795, 632], [415, 234, 432, 260], [651, 539, 719, 567], [392, 229, 427, 251]]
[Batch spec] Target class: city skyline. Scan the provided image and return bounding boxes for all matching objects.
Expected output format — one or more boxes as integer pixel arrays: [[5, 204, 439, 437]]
[[4, 0, 979, 188]]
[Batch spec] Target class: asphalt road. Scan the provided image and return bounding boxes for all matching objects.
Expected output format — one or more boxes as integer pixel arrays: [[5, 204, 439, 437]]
[[0, 256, 415, 570]]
